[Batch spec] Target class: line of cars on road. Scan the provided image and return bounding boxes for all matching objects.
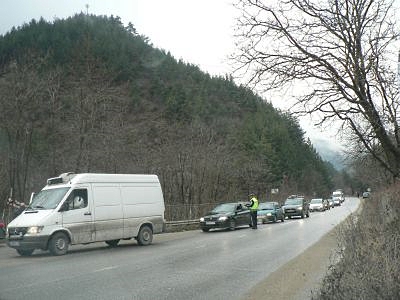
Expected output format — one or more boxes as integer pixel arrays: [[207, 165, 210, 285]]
[[199, 192, 345, 232]]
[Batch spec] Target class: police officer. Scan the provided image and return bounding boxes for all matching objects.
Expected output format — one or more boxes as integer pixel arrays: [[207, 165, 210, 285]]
[[247, 193, 259, 229]]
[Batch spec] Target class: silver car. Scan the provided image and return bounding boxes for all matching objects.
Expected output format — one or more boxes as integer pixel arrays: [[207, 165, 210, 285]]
[[309, 198, 325, 212]]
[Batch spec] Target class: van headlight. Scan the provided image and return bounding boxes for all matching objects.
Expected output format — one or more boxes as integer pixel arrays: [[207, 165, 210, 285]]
[[297, 207, 303, 211], [200, 217, 205, 222], [218, 216, 228, 221], [27, 226, 43, 234]]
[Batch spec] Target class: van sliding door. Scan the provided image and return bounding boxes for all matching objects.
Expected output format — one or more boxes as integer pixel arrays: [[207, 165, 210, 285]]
[[92, 184, 124, 241]]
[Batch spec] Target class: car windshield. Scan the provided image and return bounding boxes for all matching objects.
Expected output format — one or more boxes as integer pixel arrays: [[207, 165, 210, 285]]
[[284, 198, 302, 205], [27, 187, 70, 210], [310, 199, 322, 204], [210, 203, 236, 214], [259, 203, 274, 210]]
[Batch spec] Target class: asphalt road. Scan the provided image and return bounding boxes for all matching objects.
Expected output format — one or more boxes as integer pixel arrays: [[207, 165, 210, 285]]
[[0, 197, 359, 300]]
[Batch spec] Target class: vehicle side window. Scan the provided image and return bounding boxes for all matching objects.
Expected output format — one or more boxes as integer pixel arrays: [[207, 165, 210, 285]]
[[67, 189, 88, 210]]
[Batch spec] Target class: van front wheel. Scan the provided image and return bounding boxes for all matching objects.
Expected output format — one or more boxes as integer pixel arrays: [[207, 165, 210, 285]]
[[48, 232, 69, 256], [137, 225, 153, 246]]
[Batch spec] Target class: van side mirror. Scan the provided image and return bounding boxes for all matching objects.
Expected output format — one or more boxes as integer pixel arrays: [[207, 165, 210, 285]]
[[29, 192, 36, 204]]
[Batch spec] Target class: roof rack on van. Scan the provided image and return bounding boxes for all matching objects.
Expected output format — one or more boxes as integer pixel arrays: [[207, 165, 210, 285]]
[[47, 172, 75, 185]]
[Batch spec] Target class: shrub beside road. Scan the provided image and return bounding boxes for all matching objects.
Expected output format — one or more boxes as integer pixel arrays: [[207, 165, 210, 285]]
[[313, 187, 400, 300]]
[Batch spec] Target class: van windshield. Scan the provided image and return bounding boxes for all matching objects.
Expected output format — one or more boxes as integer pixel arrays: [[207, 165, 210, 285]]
[[28, 187, 70, 210]]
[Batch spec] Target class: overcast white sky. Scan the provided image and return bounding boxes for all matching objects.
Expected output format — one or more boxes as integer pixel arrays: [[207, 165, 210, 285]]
[[1, 0, 340, 148], [1, 0, 237, 76]]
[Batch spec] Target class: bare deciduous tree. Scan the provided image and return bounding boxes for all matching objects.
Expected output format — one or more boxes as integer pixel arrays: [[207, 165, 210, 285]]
[[0, 59, 50, 202], [233, 0, 400, 179]]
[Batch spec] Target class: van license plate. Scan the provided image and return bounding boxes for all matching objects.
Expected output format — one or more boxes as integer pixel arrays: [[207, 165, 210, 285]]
[[206, 221, 215, 225], [9, 241, 20, 246]]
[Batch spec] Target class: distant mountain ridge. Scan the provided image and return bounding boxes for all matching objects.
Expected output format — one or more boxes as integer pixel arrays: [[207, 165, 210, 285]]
[[312, 138, 344, 170]]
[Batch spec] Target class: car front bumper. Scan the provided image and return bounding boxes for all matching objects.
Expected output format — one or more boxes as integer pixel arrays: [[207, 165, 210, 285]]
[[309, 207, 324, 212], [257, 215, 275, 223], [284, 209, 304, 217], [7, 235, 49, 250], [200, 219, 231, 230]]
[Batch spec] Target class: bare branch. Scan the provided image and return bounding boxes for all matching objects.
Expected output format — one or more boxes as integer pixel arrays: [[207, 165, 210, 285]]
[[233, 0, 400, 178]]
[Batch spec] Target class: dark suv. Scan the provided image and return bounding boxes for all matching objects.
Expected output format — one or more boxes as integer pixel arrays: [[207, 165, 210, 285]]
[[283, 196, 310, 219]]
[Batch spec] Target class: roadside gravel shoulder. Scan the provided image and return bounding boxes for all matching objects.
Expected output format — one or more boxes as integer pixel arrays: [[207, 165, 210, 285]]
[[242, 228, 338, 300]]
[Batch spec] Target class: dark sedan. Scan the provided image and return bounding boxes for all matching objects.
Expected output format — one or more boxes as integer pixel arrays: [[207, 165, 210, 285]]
[[199, 202, 251, 232], [257, 202, 285, 223]]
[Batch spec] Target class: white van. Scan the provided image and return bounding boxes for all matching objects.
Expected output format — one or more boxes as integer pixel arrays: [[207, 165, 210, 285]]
[[332, 190, 344, 206], [6, 173, 165, 256]]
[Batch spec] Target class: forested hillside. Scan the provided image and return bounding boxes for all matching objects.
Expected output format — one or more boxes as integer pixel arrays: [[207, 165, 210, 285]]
[[0, 14, 336, 219]]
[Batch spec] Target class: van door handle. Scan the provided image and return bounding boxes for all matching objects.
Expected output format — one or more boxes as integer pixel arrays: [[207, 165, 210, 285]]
[[84, 212, 92, 216]]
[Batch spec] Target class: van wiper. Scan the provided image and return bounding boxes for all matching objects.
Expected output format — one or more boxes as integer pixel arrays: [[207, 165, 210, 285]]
[[25, 205, 44, 211]]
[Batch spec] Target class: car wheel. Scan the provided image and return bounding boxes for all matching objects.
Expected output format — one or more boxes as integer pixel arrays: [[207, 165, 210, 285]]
[[202, 228, 210, 232], [16, 249, 34, 256], [48, 232, 69, 256], [105, 239, 120, 247], [137, 225, 153, 246], [229, 219, 236, 231]]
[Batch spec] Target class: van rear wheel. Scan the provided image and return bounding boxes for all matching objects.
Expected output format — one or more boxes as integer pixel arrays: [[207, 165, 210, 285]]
[[105, 239, 120, 247], [137, 225, 153, 246], [48, 232, 69, 256]]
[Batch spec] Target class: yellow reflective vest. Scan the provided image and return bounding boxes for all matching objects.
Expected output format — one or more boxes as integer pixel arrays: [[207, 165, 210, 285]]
[[250, 197, 259, 210]]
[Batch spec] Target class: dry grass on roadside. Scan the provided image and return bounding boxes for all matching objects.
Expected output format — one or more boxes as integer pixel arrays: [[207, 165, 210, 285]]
[[312, 185, 400, 300]]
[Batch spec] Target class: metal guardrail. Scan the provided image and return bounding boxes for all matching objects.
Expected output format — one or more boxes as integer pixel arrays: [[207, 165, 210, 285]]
[[166, 219, 199, 226], [165, 219, 199, 232]]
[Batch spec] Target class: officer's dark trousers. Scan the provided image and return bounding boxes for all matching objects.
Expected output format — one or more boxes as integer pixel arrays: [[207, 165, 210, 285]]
[[250, 210, 257, 229]]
